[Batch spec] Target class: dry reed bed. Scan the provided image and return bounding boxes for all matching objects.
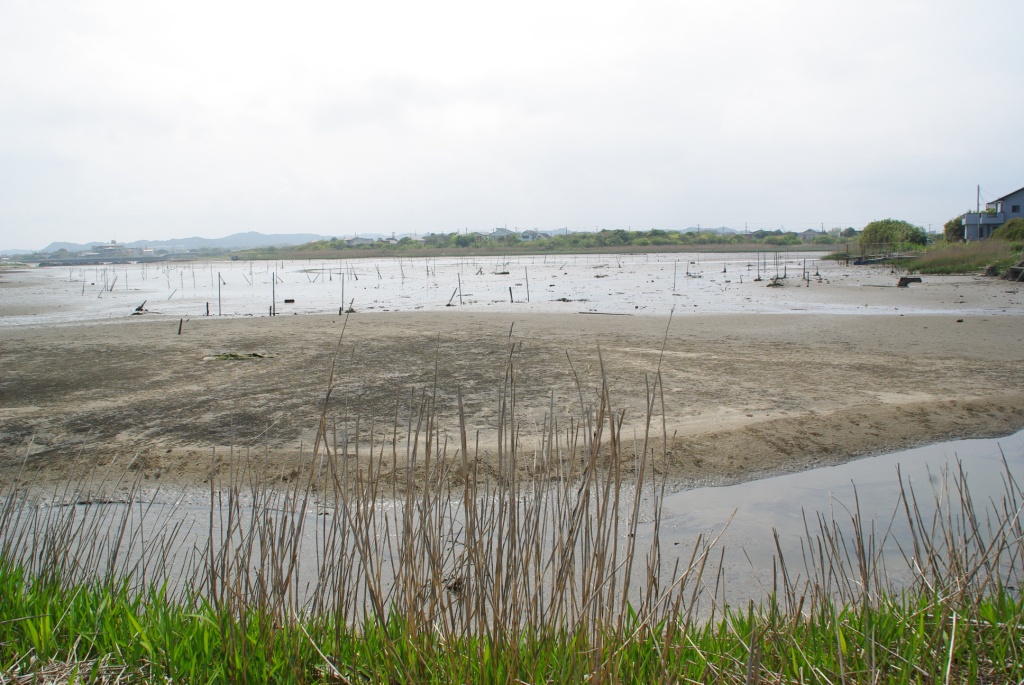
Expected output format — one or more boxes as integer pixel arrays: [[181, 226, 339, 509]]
[[2, 328, 1023, 682]]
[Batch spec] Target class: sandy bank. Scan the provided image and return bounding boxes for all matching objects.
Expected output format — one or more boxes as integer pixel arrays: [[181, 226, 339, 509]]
[[1, 307, 1022, 493]]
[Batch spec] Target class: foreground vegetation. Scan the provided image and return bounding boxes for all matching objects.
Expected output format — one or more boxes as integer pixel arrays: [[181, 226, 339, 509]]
[[3, 560, 1021, 684], [2, 340, 1022, 683]]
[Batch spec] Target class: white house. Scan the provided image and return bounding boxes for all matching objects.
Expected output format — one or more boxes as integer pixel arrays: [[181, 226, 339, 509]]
[[962, 185, 1024, 241]]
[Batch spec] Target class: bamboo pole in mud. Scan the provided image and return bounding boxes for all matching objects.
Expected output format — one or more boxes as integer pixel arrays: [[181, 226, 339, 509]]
[[218, 272, 222, 315], [458, 273, 464, 305], [272, 273, 276, 316], [525, 267, 530, 302], [673, 261, 677, 291]]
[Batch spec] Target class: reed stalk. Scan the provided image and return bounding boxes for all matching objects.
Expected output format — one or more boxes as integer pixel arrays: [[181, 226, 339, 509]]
[[1, 342, 1022, 683]]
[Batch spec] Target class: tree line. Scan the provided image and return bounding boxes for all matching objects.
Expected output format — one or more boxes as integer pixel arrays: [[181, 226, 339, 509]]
[[275, 227, 860, 254]]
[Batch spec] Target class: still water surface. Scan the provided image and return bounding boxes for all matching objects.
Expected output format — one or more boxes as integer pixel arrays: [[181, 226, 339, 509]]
[[650, 428, 1024, 602]]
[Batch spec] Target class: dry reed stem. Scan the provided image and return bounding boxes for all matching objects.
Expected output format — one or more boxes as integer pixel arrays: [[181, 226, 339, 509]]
[[2, 333, 1023, 685]]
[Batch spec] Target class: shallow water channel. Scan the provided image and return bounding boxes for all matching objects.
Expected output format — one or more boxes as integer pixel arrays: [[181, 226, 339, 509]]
[[9, 430, 1022, 623], [650, 428, 1024, 606]]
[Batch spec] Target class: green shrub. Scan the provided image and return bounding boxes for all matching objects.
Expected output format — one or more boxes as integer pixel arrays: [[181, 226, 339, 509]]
[[992, 217, 1024, 241], [859, 219, 927, 249], [943, 215, 964, 243]]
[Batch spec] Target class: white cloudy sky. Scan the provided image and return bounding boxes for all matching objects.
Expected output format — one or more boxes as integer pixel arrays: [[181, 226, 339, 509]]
[[1, 0, 1022, 248]]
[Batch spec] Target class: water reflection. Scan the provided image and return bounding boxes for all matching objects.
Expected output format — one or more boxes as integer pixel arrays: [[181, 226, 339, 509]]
[[651, 429, 1024, 605]]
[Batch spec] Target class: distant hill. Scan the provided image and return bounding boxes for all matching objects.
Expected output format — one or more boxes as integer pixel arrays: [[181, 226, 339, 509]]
[[37, 232, 329, 254], [37, 242, 102, 253]]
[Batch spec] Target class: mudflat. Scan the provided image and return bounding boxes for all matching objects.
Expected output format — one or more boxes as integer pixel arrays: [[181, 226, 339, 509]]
[[2, 307, 1022, 493]]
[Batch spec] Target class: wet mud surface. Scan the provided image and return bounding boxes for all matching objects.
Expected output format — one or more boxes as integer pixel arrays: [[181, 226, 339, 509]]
[[1, 310, 1023, 492]]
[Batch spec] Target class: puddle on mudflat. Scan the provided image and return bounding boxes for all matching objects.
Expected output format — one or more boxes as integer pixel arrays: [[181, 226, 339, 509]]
[[646, 429, 1024, 604]]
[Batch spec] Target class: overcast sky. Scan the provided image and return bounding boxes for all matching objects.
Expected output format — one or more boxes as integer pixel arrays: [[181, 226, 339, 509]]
[[1, 0, 1022, 249]]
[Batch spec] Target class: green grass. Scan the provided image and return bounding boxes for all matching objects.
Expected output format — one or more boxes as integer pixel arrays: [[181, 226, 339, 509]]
[[3, 559, 1022, 683], [3, 336, 1023, 683], [903, 240, 1022, 275]]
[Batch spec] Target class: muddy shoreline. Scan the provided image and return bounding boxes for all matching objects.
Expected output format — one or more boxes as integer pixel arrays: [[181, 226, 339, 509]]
[[2, 307, 1022, 494]]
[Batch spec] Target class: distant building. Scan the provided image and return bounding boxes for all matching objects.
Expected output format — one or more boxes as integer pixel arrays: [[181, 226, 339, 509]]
[[962, 185, 1024, 240], [797, 229, 825, 242], [489, 228, 517, 239], [520, 229, 551, 241]]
